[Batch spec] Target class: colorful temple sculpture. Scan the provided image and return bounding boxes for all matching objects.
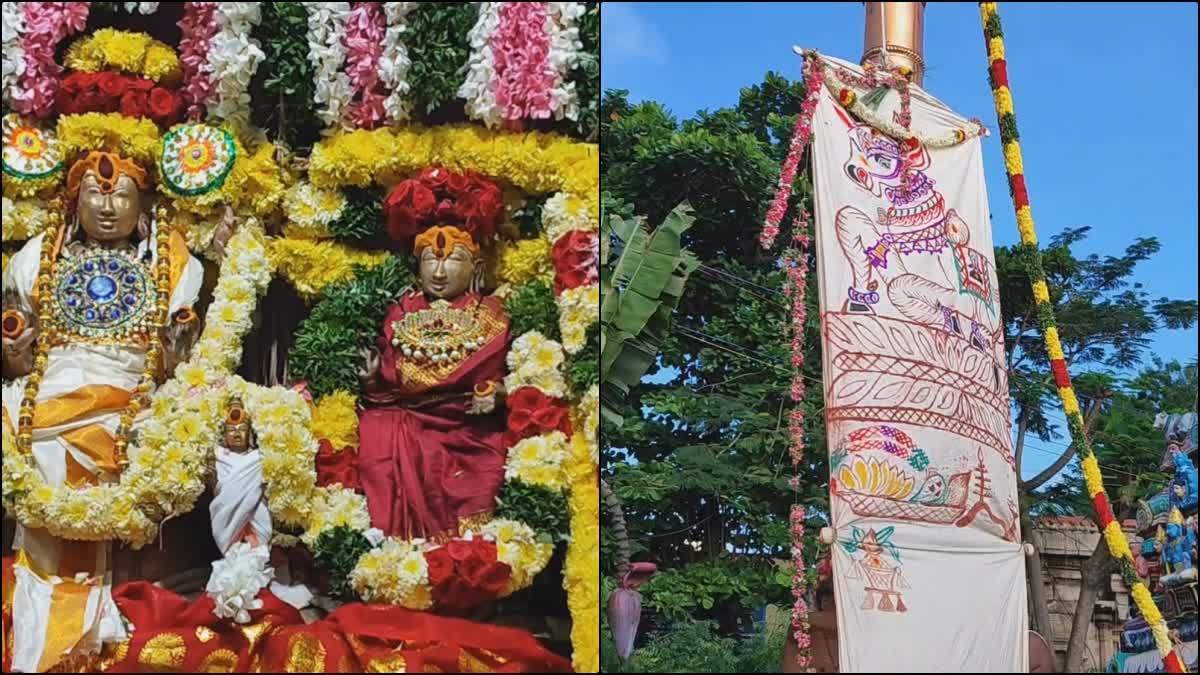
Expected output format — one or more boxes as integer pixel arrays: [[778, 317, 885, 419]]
[[2, 3, 598, 673], [1110, 413, 1199, 673]]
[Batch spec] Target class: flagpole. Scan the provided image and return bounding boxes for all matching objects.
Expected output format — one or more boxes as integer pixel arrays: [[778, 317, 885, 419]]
[[861, 2, 928, 85]]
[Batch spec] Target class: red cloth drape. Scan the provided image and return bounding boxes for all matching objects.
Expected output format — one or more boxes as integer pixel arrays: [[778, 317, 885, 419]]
[[103, 581, 572, 672], [358, 291, 510, 539]]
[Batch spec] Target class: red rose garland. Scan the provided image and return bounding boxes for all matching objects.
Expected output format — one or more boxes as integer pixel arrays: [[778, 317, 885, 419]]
[[426, 539, 512, 610], [551, 230, 599, 295], [56, 71, 183, 127], [760, 56, 824, 250], [384, 167, 505, 244], [505, 386, 573, 447]]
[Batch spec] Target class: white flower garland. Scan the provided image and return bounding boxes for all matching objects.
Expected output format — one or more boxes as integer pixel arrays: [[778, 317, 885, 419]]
[[480, 519, 554, 596], [300, 485, 371, 547], [557, 284, 598, 354], [281, 181, 346, 239], [817, 59, 987, 148], [505, 331, 570, 398], [1, 3, 25, 108], [303, 2, 354, 129], [351, 537, 434, 609], [506, 431, 570, 491], [122, 2, 159, 14], [460, 2, 503, 128], [380, 2, 419, 123], [1, 196, 53, 243], [543, 191, 594, 242], [546, 2, 586, 123], [206, 3, 265, 127], [2, 220, 272, 546], [207, 542, 273, 624]]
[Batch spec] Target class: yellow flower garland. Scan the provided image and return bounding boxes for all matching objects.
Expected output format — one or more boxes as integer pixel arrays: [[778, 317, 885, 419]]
[[282, 182, 345, 240], [564, 430, 600, 673], [2, 197, 54, 242], [557, 285, 600, 354], [64, 29, 182, 85], [268, 238, 393, 301], [57, 113, 161, 168], [308, 125, 598, 218], [310, 391, 360, 451], [496, 236, 555, 286]]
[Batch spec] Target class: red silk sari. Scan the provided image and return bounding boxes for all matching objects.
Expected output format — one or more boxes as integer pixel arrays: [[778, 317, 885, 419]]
[[358, 291, 510, 540]]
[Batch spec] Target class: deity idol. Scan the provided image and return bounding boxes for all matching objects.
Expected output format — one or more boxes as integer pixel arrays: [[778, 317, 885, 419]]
[[1, 150, 204, 671], [357, 168, 510, 541]]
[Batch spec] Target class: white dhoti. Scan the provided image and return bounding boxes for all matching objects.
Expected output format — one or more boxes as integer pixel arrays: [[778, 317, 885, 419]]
[[210, 447, 273, 555], [209, 447, 313, 610], [3, 232, 203, 672]]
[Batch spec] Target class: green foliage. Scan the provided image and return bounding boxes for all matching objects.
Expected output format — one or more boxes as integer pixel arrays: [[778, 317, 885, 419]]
[[290, 322, 362, 398], [562, 1, 599, 141], [638, 558, 789, 624], [496, 479, 570, 544], [504, 280, 560, 341], [601, 75, 825, 637], [601, 203, 699, 426], [330, 186, 385, 242], [407, 3, 477, 116], [996, 225, 1198, 486], [312, 525, 373, 602], [512, 195, 549, 239], [292, 256, 415, 398], [604, 619, 786, 674], [255, 3, 322, 154], [566, 324, 599, 396]]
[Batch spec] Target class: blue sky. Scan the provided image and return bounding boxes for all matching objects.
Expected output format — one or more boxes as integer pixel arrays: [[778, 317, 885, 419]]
[[602, 3, 1198, 481]]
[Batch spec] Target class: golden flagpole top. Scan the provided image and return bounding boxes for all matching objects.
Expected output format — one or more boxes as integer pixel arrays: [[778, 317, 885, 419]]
[[861, 2, 927, 85]]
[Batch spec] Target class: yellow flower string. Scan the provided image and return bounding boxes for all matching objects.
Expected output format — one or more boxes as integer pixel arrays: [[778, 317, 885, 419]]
[[564, 429, 600, 673], [980, 3, 1178, 666], [64, 29, 182, 85], [309, 391, 360, 451], [57, 113, 161, 168], [268, 238, 392, 301]]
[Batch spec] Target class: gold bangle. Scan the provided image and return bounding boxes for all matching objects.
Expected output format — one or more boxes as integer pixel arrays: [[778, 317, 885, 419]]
[[2, 310, 26, 339], [474, 381, 497, 398]]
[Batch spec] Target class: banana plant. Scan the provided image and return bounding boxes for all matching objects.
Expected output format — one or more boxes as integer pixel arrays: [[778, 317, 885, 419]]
[[600, 202, 699, 427]]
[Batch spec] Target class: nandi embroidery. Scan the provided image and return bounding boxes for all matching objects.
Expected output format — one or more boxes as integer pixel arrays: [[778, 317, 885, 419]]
[[831, 106, 999, 353]]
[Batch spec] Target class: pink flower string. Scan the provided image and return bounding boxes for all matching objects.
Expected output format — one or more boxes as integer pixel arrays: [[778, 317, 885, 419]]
[[785, 208, 814, 671], [790, 505, 814, 671], [12, 2, 90, 118], [760, 56, 824, 250], [492, 2, 555, 121], [344, 2, 388, 129], [178, 2, 218, 120]]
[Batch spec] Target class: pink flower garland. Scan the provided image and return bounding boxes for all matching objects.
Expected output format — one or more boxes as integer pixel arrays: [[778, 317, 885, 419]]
[[344, 1, 388, 129], [178, 2, 218, 120], [759, 56, 823, 250], [492, 2, 556, 121], [12, 2, 90, 119], [791, 506, 813, 672], [784, 212, 814, 671]]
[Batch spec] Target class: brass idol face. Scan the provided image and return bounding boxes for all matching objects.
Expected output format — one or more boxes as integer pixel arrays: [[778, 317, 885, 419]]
[[419, 244, 478, 300], [76, 173, 142, 245]]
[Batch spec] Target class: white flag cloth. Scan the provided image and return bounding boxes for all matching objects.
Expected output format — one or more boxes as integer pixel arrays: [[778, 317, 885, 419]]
[[809, 55, 1028, 672]]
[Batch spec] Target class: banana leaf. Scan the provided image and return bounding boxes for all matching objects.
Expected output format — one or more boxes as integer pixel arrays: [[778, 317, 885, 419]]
[[600, 202, 698, 427]]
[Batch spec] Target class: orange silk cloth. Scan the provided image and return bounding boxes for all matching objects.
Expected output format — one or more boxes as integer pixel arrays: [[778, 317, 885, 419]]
[[94, 581, 572, 673]]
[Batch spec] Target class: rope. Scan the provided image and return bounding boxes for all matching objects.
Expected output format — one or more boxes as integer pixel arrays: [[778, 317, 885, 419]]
[[979, 4, 1182, 670]]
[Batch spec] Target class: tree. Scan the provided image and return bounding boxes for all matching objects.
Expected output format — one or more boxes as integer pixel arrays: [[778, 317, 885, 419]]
[[995, 227, 1198, 667], [602, 74, 822, 636]]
